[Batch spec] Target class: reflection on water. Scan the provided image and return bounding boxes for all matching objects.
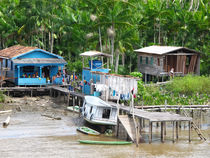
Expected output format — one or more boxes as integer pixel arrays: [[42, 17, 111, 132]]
[[0, 108, 209, 158]]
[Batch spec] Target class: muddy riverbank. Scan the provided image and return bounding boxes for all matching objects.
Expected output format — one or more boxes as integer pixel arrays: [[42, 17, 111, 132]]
[[0, 96, 209, 158]]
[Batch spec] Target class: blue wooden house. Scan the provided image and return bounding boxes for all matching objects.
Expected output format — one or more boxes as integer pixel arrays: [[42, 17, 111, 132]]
[[0, 45, 67, 86], [80, 51, 111, 95]]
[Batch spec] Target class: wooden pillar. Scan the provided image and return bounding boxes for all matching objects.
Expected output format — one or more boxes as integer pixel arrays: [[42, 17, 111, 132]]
[[149, 121, 152, 144], [139, 118, 142, 134], [67, 92, 70, 106], [172, 121, 175, 143], [191, 110, 194, 118], [189, 121, 191, 143], [161, 122, 165, 143], [31, 90, 33, 97], [164, 122, 166, 136], [145, 73, 147, 84], [176, 121, 179, 140], [73, 96, 75, 113], [116, 118, 119, 137], [50, 88, 52, 97]]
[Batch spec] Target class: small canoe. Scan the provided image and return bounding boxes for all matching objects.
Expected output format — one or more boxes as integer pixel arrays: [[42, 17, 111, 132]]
[[67, 106, 80, 113], [78, 140, 132, 145], [77, 126, 100, 136]]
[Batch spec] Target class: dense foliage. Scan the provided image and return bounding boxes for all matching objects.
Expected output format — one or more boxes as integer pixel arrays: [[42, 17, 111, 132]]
[[135, 75, 210, 105], [0, 0, 209, 74]]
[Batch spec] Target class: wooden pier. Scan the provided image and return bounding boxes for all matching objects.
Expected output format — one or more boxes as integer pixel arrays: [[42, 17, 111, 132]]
[[111, 103, 193, 144], [0, 86, 208, 144]]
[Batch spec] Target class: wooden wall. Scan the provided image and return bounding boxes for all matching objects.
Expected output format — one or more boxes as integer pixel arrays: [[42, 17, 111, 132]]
[[137, 53, 199, 76], [137, 55, 164, 76]]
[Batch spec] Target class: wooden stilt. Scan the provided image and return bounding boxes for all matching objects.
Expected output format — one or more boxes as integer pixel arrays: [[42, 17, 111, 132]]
[[149, 121, 152, 144], [164, 122, 166, 136], [73, 96, 75, 113], [161, 122, 165, 143], [176, 121, 179, 140], [139, 118, 142, 134], [50, 88, 52, 97], [189, 121, 191, 143], [31, 90, 33, 97], [172, 121, 175, 143], [116, 118, 119, 137]]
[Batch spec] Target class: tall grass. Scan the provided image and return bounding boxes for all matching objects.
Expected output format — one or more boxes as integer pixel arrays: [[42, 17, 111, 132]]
[[136, 75, 210, 105], [165, 75, 210, 95], [0, 90, 5, 103]]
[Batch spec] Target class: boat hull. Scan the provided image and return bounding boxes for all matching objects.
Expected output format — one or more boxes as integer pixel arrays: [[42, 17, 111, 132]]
[[67, 106, 80, 113], [84, 117, 117, 126], [78, 140, 132, 145], [77, 126, 100, 136]]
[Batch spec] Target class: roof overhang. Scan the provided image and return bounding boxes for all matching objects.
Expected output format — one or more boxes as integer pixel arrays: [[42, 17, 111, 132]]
[[80, 51, 112, 58], [12, 58, 67, 64], [134, 46, 200, 55]]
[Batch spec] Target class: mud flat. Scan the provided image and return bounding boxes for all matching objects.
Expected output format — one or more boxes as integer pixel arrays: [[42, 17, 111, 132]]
[[0, 96, 210, 158]]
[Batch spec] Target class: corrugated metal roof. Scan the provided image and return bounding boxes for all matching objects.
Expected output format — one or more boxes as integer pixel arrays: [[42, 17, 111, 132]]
[[80, 50, 112, 57], [0, 45, 37, 58], [134, 46, 199, 55], [13, 58, 67, 64]]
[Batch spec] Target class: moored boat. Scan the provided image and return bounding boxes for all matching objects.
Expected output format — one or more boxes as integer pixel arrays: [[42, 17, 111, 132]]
[[77, 126, 100, 136], [67, 106, 80, 113], [78, 140, 132, 145], [81, 96, 117, 126]]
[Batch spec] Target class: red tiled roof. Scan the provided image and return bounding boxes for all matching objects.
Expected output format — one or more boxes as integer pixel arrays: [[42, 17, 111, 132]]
[[0, 45, 38, 59]]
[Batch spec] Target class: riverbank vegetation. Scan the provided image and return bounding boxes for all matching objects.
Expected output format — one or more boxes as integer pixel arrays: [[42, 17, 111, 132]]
[[0, 0, 209, 75], [133, 74, 210, 105]]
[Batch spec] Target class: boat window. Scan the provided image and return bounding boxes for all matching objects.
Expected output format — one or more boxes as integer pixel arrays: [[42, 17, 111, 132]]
[[102, 109, 111, 119], [90, 106, 93, 113]]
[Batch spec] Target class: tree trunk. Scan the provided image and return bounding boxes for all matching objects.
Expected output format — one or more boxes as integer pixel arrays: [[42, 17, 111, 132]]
[[99, 26, 103, 53], [48, 31, 51, 51], [115, 51, 119, 73], [122, 53, 125, 67], [111, 25, 115, 66], [50, 22, 54, 53], [189, 0, 194, 11], [158, 22, 161, 45]]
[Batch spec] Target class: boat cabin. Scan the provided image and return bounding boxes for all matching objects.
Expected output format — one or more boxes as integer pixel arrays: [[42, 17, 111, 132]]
[[0, 45, 67, 86], [134, 46, 200, 82], [82, 96, 117, 126]]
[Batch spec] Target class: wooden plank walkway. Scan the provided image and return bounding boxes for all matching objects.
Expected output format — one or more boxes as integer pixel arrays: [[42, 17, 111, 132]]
[[118, 115, 136, 142], [50, 86, 84, 98], [109, 103, 192, 122]]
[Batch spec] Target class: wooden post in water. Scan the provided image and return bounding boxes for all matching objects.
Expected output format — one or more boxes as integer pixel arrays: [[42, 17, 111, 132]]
[[176, 121, 179, 140], [116, 118, 119, 137], [149, 121, 152, 144], [161, 122, 165, 143], [164, 122, 166, 136], [189, 121, 191, 143], [78, 98, 81, 117], [172, 121, 175, 143], [73, 96, 75, 113]]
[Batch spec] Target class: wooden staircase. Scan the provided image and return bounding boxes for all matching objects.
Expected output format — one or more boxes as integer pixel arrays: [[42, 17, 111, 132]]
[[183, 110, 207, 141], [118, 115, 136, 142]]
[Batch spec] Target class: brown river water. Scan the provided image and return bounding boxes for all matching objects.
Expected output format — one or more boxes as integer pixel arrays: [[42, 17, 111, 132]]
[[0, 96, 209, 158]]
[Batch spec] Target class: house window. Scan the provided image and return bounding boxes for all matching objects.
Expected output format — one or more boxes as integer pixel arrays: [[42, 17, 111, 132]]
[[157, 58, 160, 66], [90, 106, 93, 114], [11, 61, 13, 70], [146, 57, 148, 64], [150, 57, 153, 65], [5, 59, 8, 68], [102, 109, 111, 119], [140, 56, 142, 64]]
